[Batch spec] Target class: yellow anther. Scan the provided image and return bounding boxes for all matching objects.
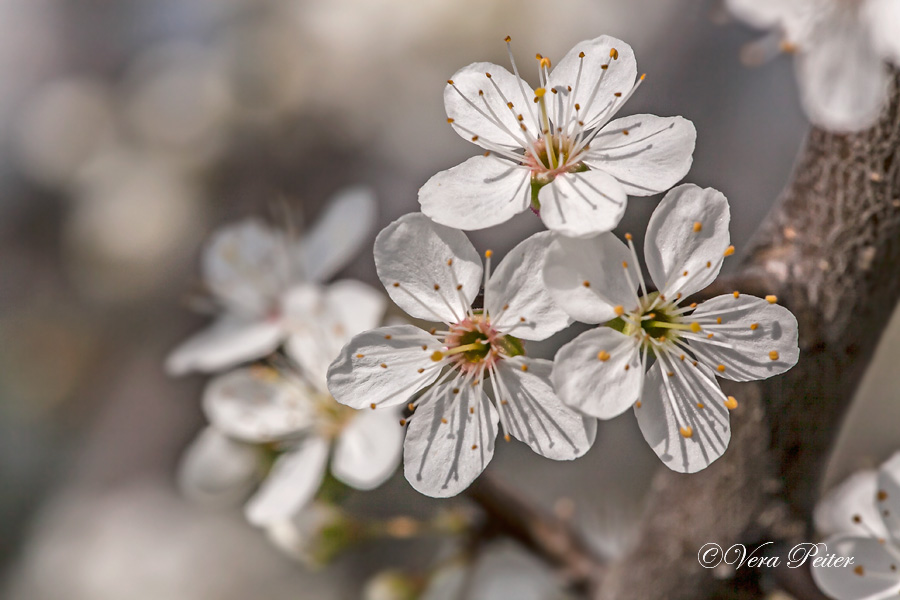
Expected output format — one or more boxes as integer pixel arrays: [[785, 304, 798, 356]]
[[610, 48, 619, 59], [431, 351, 444, 362], [380, 363, 388, 369], [504, 35, 511, 43], [539, 57, 551, 69], [716, 364, 726, 373], [446, 258, 453, 266], [769, 351, 780, 361], [597, 350, 611, 362], [766, 295, 778, 304], [683, 270, 689, 276], [716, 317, 722, 324], [535, 87, 546, 98], [690, 322, 702, 333], [399, 419, 407, 426], [485, 72, 492, 78], [725, 396, 738, 410], [697, 403, 705, 409], [471, 444, 478, 450], [724, 245, 735, 257], [408, 403, 416, 411], [750, 323, 759, 330], [693, 221, 703, 232], [640, 73, 646, 81], [417, 368, 424, 373], [520, 364, 528, 372], [370, 403, 377, 410], [504, 434, 511, 442], [578, 51, 585, 58], [441, 418, 448, 424], [625, 233, 633, 240], [447, 79, 454, 85], [393, 282, 400, 287], [583, 280, 590, 287], [679, 426, 694, 439], [384, 334, 392, 340], [446, 117, 454, 124], [733, 291, 740, 298], [434, 284, 440, 291], [635, 400, 641, 408], [485, 249, 493, 258], [707, 333, 714, 339], [356, 353, 364, 358], [854, 566, 864, 576], [614, 305, 625, 316]]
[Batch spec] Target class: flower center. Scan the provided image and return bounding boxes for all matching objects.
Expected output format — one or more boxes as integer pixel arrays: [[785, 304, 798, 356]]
[[315, 393, 357, 439], [610, 292, 698, 356], [440, 315, 524, 373]]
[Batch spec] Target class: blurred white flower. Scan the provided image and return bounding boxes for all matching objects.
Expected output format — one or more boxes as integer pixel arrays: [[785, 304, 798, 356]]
[[419, 35, 695, 238], [726, 0, 900, 131], [180, 280, 402, 534], [812, 451, 900, 599], [327, 213, 594, 498], [264, 501, 359, 568], [545, 184, 799, 473], [166, 187, 376, 375]]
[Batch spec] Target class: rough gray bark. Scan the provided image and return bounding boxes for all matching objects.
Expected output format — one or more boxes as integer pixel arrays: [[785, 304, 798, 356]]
[[469, 72, 900, 600]]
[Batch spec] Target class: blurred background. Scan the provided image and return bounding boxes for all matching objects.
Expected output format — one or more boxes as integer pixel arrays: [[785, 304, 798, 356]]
[[0, 0, 896, 598]]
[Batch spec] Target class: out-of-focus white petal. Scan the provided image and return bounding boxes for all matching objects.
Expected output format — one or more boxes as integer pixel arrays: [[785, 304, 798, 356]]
[[811, 535, 900, 600], [814, 470, 886, 539], [551, 327, 643, 420], [634, 362, 732, 474], [444, 62, 538, 149], [283, 280, 386, 391], [797, 17, 889, 132], [419, 155, 531, 232], [177, 427, 260, 506], [403, 382, 499, 498], [327, 325, 444, 410], [331, 406, 404, 490], [644, 184, 730, 297], [690, 295, 799, 382], [493, 358, 596, 460], [538, 169, 628, 238], [165, 316, 284, 376], [584, 115, 695, 197], [375, 213, 482, 323], [484, 232, 571, 341], [203, 367, 316, 443], [877, 451, 900, 544], [299, 186, 377, 282], [866, 0, 900, 64], [244, 436, 329, 527], [547, 36, 638, 130], [201, 218, 290, 316], [543, 233, 639, 324]]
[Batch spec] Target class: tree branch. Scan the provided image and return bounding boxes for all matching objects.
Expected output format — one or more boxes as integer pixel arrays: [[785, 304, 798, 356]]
[[594, 70, 900, 600]]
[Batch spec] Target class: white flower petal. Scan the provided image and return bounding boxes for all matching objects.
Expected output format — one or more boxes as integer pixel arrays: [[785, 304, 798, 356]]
[[812, 535, 900, 600], [327, 325, 444, 410], [867, 0, 900, 65], [815, 470, 887, 539], [331, 406, 404, 490], [419, 155, 531, 232], [689, 295, 799, 382], [551, 327, 643, 420], [403, 382, 499, 498], [177, 427, 260, 506], [244, 436, 329, 527], [444, 62, 537, 150], [797, 17, 889, 132], [283, 281, 386, 391], [375, 213, 482, 323], [584, 114, 695, 197], [165, 316, 284, 376], [484, 231, 571, 340], [724, 0, 791, 29], [494, 358, 596, 460], [203, 367, 316, 443], [202, 218, 290, 316], [877, 451, 900, 545], [547, 36, 638, 130], [634, 362, 732, 474], [644, 184, 730, 297], [299, 186, 377, 282], [538, 169, 628, 238], [543, 233, 638, 324]]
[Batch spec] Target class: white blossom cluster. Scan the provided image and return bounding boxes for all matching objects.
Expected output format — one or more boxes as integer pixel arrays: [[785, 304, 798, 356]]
[[168, 35, 801, 560]]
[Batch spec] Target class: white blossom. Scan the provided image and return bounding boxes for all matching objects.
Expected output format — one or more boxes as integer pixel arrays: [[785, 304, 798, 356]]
[[812, 452, 900, 599], [165, 186, 376, 375], [327, 213, 595, 498], [545, 184, 799, 473], [179, 280, 403, 531], [726, 0, 900, 131], [419, 36, 696, 238]]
